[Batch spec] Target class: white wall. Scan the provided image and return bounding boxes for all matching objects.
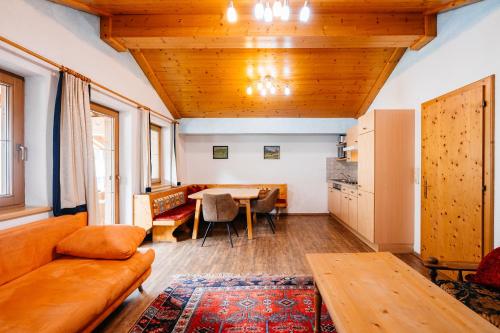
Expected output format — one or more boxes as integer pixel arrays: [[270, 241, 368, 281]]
[[0, 0, 172, 229], [180, 118, 357, 135], [182, 134, 338, 213], [367, 0, 500, 250]]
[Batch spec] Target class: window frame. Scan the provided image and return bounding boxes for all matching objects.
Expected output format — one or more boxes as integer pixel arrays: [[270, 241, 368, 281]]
[[0, 69, 24, 209], [150, 123, 162, 185], [90, 103, 120, 224]]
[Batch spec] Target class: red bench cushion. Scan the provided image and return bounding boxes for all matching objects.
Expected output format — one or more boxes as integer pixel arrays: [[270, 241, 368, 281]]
[[154, 203, 196, 221], [466, 247, 500, 289]]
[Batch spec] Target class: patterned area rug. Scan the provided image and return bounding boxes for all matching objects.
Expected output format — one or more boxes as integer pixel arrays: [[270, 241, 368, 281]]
[[130, 275, 335, 333]]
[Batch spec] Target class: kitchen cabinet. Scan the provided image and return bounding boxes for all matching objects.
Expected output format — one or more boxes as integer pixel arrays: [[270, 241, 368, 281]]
[[358, 110, 374, 134], [340, 193, 349, 222], [347, 194, 358, 230], [357, 190, 374, 242], [358, 131, 374, 193], [333, 188, 341, 216], [355, 109, 415, 253], [328, 186, 342, 218], [328, 187, 334, 214], [346, 125, 358, 163]]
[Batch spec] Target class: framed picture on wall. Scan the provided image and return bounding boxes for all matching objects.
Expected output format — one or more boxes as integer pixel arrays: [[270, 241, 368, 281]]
[[213, 146, 229, 159], [264, 146, 280, 159]]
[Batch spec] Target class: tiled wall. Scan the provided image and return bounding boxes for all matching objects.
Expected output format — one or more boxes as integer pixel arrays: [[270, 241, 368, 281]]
[[326, 157, 358, 181]]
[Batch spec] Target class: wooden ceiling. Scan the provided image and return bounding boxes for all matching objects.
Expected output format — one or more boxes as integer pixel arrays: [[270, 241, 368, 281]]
[[51, 0, 479, 119]]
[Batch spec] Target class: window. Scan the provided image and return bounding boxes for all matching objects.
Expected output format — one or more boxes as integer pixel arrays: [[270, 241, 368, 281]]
[[150, 124, 162, 184], [91, 104, 119, 224], [0, 70, 24, 208]]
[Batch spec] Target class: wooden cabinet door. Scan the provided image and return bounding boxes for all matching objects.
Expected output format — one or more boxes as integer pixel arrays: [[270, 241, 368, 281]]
[[340, 194, 349, 223], [333, 189, 341, 216], [358, 111, 374, 134], [328, 188, 334, 214], [358, 131, 374, 193], [348, 195, 358, 230], [346, 125, 358, 146], [357, 190, 374, 242]]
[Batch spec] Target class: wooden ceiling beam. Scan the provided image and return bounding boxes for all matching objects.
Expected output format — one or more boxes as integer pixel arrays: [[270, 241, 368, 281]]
[[130, 50, 181, 119], [425, 0, 482, 15], [102, 13, 427, 49], [49, 0, 111, 16], [410, 14, 437, 50]]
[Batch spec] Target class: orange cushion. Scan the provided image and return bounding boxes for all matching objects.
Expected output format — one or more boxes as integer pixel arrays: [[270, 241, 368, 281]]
[[56, 225, 146, 260], [0, 250, 154, 333]]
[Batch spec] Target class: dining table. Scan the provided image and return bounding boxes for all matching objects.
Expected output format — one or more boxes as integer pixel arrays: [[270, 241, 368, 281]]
[[188, 187, 261, 240]]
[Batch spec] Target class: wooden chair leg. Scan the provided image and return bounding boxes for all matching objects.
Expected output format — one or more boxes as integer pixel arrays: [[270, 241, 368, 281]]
[[138, 285, 144, 293]]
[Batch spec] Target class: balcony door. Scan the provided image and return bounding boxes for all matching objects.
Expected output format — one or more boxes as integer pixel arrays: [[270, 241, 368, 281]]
[[91, 104, 119, 225]]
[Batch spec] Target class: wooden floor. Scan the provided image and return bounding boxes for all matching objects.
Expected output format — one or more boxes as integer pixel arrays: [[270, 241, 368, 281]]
[[96, 214, 427, 332]]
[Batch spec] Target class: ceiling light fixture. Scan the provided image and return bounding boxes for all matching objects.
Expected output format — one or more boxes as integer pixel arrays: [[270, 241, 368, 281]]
[[284, 85, 291, 96], [254, 0, 264, 20], [273, 0, 282, 17], [246, 85, 253, 95], [281, 0, 290, 21], [264, 2, 273, 23], [227, 1, 238, 23], [299, 1, 311, 22]]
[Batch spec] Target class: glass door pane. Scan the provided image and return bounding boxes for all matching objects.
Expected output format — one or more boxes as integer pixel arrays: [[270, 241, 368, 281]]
[[0, 84, 12, 197], [91, 107, 118, 224]]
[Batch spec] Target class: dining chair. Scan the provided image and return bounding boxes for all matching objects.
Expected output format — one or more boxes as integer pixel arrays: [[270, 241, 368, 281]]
[[251, 188, 280, 233], [201, 193, 239, 247]]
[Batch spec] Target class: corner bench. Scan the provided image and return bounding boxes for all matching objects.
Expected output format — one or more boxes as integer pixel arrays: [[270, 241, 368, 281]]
[[133, 186, 197, 242]]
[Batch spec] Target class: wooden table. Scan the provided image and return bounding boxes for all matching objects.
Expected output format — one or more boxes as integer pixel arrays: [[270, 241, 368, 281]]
[[306, 252, 498, 333], [188, 187, 260, 240]]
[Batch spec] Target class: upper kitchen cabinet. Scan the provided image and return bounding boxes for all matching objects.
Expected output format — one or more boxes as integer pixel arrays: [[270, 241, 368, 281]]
[[358, 111, 375, 135], [345, 125, 358, 163], [357, 131, 374, 193]]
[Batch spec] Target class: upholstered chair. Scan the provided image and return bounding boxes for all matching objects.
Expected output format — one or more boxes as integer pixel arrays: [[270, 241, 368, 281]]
[[201, 193, 240, 247], [251, 188, 280, 233]]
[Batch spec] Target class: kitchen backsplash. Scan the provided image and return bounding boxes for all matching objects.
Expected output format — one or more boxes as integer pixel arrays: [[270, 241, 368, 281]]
[[326, 157, 357, 181]]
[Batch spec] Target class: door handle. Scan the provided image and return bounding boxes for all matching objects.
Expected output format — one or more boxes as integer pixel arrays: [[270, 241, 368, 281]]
[[16, 144, 27, 161], [423, 178, 431, 199]]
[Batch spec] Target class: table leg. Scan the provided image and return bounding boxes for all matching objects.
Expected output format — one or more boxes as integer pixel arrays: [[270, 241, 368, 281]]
[[314, 282, 322, 333], [243, 199, 253, 240], [192, 199, 201, 239]]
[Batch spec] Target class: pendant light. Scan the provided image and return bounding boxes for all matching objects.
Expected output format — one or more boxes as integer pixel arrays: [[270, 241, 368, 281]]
[[272, 0, 282, 17], [281, 0, 290, 21], [227, 1, 238, 23], [254, 0, 264, 20], [284, 85, 291, 96], [246, 86, 253, 95], [299, 1, 311, 22], [264, 2, 273, 23]]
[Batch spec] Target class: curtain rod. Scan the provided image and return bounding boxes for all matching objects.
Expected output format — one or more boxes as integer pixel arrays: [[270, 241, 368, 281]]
[[0, 35, 177, 124]]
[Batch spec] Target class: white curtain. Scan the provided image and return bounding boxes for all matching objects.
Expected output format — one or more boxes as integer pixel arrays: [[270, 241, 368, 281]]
[[59, 72, 100, 225], [140, 109, 152, 192]]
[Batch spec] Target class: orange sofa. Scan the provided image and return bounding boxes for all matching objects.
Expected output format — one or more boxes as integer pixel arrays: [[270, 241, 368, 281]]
[[0, 213, 155, 333]]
